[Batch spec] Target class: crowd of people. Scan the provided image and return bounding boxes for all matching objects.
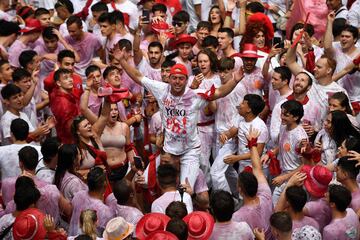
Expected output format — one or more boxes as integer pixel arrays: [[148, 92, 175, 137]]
[[0, 0, 360, 239]]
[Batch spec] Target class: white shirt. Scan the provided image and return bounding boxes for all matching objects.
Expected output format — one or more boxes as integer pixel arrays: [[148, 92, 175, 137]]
[[335, 5, 349, 19], [138, 57, 161, 81], [348, 0, 360, 27], [59, 19, 88, 37], [107, 1, 139, 30], [0, 143, 42, 180], [184, 0, 202, 30], [151, 191, 193, 214], [1, 111, 35, 141], [36, 159, 55, 184]]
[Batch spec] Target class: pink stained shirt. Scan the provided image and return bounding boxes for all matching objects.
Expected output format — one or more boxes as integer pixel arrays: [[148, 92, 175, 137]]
[[151, 191, 193, 214], [210, 221, 254, 240], [138, 57, 162, 82], [241, 67, 265, 96], [8, 40, 31, 68], [88, 91, 103, 116], [350, 188, 360, 213], [304, 197, 332, 231], [114, 205, 144, 227], [59, 171, 88, 202], [232, 183, 273, 240], [323, 208, 360, 240], [292, 216, 320, 231], [105, 33, 123, 64]]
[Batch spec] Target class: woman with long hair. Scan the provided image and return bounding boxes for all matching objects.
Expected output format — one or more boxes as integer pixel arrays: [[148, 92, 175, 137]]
[[67, 209, 102, 240], [328, 92, 359, 128], [208, 5, 224, 36]]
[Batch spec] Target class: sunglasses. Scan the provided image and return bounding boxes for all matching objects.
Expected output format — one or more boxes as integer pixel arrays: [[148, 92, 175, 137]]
[[172, 21, 184, 27]]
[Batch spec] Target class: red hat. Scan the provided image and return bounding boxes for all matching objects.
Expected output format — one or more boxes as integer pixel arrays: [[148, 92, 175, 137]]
[[136, 213, 171, 239], [301, 165, 332, 198], [174, 34, 197, 47], [247, 12, 274, 40], [151, 21, 175, 38], [183, 211, 215, 240], [20, 18, 43, 33], [169, 63, 188, 76], [144, 230, 178, 240], [13, 208, 46, 240], [238, 44, 264, 58]]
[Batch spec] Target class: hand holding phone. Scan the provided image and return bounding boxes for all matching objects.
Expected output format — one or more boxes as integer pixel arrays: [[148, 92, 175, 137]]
[[134, 156, 143, 171], [192, 67, 201, 76], [142, 10, 150, 23]]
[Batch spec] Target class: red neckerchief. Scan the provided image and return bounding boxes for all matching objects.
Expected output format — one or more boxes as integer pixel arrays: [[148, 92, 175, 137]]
[[287, 94, 309, 105]]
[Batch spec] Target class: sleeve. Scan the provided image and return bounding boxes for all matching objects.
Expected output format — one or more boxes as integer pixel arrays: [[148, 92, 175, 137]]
[[1, 115, 11, 139], [44, 72, 55, 93], [270, 103, 282, 144], [257, 123, 269, 144], [150, 202, 163, 213], [141, 76, 168, 100]]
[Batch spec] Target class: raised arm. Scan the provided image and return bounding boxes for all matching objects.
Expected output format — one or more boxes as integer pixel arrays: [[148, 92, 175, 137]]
[[324, 11, 336, 57], [22, 69, 39, 107], [114, 47, 144, 86], [285, 41, 303, 76], [209, 68, 244, 100], [53, 29, 81, 63], [133, 18, 145, 66], [80, 74, 99, 124], [247, 126, 267, 184]]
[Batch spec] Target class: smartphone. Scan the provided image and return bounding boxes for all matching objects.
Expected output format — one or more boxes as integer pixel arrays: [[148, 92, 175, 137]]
[[142, 10, 150, 23], [272, 37, 284, 49], [192, 67, 201, 76], [134, 156, 143, 170]]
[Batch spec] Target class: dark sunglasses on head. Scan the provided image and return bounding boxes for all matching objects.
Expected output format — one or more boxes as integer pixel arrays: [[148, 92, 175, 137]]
[[172, 21, 184, 27]]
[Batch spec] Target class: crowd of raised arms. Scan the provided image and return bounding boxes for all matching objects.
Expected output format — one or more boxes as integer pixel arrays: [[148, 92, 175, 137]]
[[1, 0, 360, 239]]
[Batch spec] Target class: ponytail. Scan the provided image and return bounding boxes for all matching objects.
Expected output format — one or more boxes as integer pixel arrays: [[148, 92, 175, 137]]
[[80, 209, 98, 240]]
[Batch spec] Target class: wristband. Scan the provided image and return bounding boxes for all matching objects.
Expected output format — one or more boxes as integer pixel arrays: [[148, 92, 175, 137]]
[[267, 150, 276, 159], [226, 11, 232, 17], [247, 138, 258, 149]]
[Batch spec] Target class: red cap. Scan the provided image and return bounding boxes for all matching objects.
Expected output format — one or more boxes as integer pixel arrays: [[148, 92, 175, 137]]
[[174, 34, 197, 47], [136, 213, 171, 239], [13, 208, 46, 240], [169, 63, 188, 76], [183, 211, 215, 240], [20, 18, 43, 33], [238, 44, 264, 58], [301, 165, 332, 198], [144, 230, 178, 240]]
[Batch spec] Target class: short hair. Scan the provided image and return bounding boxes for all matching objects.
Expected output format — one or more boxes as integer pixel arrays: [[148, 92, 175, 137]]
[[0, 20, 20, 36], [166, 219, 188, 240], [1, 84, 22, 100], [157, 164, 178, 188], [0, 59, 9, 69], [42, 26, 59, 40], [330, 91, 352, 114], [210, 190, 234, 222], [344, 135, 360, 152], [285, 186, 307, 212], [296, 71, 313, 86], [320, 54, 337, 75], [58, 49, 75, 62], [85, 65, 101, 77], [161, 60, 176, 68], [91, 2, 108, 12], [34, 8, 50, 17], [66, 15, 82, 27], [328, 184, 352, 212], [14, 176, 41, 211], [148, 41, 164, 52], [12, 68, 31, 82], [75, 235, 93, 240], [342, 24, 359, 41], [103, 65, 120, 79], [332, 18, 347, 38], [118, 39, 132, 51], [54, 68, 72, 82], [246, 2, 265, 13], [173, 11, 190, 23], [290, 23, 315, 39], [238, 172, 258, 197], [270, 212, 292, 232], [87, 167, 106, 192], [98, 12, 113, 24], [218, 57, 235, 71], [165, 201, 188, 219], [274, 66, 292, 83], [202, 35, 219, 49], [243, 94, 265, 116], [338, 156, 360, 180], [10, 118, 29, 141], [19, 50, 37, 69], [55, 0, 74, 13], [197, 48, 219, 73], [197, 21, 212, 31], [110, 10, 125, 25], [281, 100, 304, 124], [41, 137, 60, 164], [19, 146, 39, 171], [113, 179, 132, 205], [218, 27, 234, 39], [152, 3, 167, 14]]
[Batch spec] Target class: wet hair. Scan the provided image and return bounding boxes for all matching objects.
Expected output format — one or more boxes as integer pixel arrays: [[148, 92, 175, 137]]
[[110, 11, 125, 25], [42, 26, 59, 40], [208, 5, 223, 26], [197, 48, 219, 73], [12, 68, 31, 82], [328, 184, 352, 212], [238, 171, 258, 197], [332, 18, 347, 38], [290, 22, 315, 40], [58, 49, 75, 62], [202, 35, 219, 49], [19, 50, 37, 69], [41, 137, 61, 164], [274, 66, 291, 83], [54, 144, 79, 188], [54, 68, 72, 82], [19, 146, 39, 171], [173, 11, 189, 23], [98, 12, 113, 24], [85, 65, 101, 77], [157, 164, 178, 188], [14, 176, 41, 211], [113, 179, 132, 205], [91, 2, 108, 12], [338, 156, 360, 180], [87, 167, 106, 192], [161, 59, 176, 68], [218, 57, 235, 71], [80, 209, 98, 240], [35, 8, 50, 17], [329, 92, 352, 114], [55, 0, 74, 14], [246, 2, 265, 13], [103, 65, 120, 79], [344, 135, 360, 153], [281, 100, 304, 124], [152, 3, 167, 14], [270, 212, 292, 233], [243, 94, 265, 116], [10, 118, 29, 141], [148, 41, 164, 52], [342, 24, 359, 41], [197, 21, 212, 31], [166, 219, 188, 240], [285, 186, 307, 213], [165, 201, 188, 219], [210, 190, 234, 222], [1, 84, 22, 100], [218, 27, 234, 39], [66, 15, 82, 27], [329, 110, 360, 146], [0, 20, 20, 36], [117, 39, 132, 51]]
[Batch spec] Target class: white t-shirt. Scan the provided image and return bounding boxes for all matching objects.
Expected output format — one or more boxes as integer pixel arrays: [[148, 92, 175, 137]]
[[59, 19, 88, 37], [241, 67, 265, 96], [138, 57, 161, 81], [0, 143, 42, 180], [335, 6, 349, 19], [36, 159, 55, 184], [141, 76, 208, 155], [151, 191, 193, 214], [184, 0, 201, 30], [107, 1, 139, 30], [22, 97, 38, 128], [348, 0, 360, 27], [1, 111, 35, 140]]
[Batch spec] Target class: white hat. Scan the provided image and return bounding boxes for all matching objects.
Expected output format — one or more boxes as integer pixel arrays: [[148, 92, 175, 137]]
[[103, 217, 134, 240]]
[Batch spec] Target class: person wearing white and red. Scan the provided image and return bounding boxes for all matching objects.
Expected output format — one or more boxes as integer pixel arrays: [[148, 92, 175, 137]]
[[107, 0, 139, 30], [217, 28, 243, 71], [173, 34, 197, 76]]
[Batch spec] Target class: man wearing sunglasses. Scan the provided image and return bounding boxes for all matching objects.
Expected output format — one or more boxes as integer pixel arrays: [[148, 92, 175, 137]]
[[171, 11, 190, 36]]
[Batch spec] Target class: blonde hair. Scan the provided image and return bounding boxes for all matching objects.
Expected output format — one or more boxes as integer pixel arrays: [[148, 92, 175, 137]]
[[80, 209, 98, 240]]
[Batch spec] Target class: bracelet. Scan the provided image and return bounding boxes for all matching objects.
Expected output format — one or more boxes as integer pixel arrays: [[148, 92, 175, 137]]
[[267, 150, 276, 159], [226, 11, 232, 17], [247, 138, 258, 149]]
